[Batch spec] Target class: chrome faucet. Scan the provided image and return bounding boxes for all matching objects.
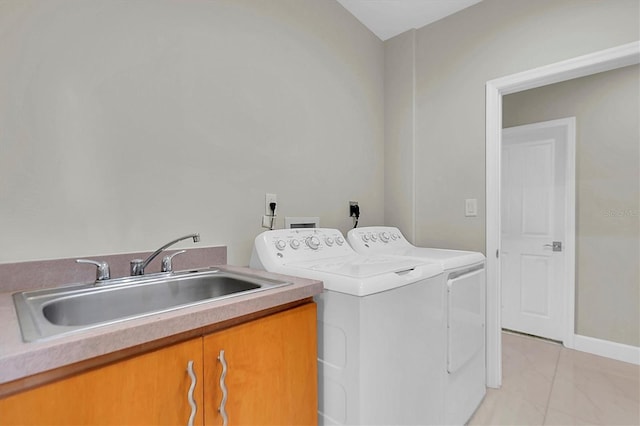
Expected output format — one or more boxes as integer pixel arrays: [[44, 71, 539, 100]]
[[130, 233, 200, 276], [76, 259, 111, 282], [162, 249, 186, 273]]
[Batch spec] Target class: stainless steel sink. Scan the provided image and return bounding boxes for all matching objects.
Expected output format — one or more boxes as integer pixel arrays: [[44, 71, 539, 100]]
[[13, 268, 291, 342]]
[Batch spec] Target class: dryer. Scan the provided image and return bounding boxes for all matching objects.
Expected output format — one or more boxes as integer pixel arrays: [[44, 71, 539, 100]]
[[250, 228, 446, 425], [347, 226, 486, 425]]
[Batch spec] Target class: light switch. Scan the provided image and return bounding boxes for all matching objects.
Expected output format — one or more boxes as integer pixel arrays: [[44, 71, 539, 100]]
[[465, 198, 477, 217]]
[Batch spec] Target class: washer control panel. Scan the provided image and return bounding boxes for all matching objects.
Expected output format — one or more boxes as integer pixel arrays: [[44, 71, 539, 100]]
[[254, 228, 353, 265], [347, 226, 412, 252]]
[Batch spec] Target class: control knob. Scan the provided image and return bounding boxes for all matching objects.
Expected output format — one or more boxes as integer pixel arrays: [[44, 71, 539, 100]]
[[306, 236, 321, 250], [380, 232, 390, 242], [362, 234, 370, 242], [290, 239, 300, 249], [325, 237, 335, 246], [336, 236, 344, 245], [275, 240, 287, 251], [370, 233, 378, 242]]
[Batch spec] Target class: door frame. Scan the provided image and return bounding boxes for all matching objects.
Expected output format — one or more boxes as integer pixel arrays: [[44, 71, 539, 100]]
[[485, 40, 640, 388], [501, 117, 576, 343]]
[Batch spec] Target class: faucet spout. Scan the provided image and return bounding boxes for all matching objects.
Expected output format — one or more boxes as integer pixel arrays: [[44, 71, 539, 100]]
[[130, 233, 200, 276]]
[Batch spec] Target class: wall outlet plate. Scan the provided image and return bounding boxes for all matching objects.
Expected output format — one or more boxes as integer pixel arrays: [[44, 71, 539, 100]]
[[265, 193, 277, 215], [262, 215, 275, 228]]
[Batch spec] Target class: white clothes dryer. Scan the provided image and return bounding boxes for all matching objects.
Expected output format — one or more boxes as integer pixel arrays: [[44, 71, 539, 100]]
[[347, 226, 486, 425], [250, 228, 446, 426]]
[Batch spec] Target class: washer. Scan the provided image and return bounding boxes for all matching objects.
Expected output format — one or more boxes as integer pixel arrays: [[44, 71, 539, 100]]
[[347, 226, 486, 425], [250, 228, 446, 425]]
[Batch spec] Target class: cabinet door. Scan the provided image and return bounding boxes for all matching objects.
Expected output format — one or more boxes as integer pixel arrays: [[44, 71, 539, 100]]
[[0, 338, 203, 426], [203, 303, 317, 426]]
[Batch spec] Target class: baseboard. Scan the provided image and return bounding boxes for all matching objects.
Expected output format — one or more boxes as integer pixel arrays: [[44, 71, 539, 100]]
[[571, 334, 640, 365]]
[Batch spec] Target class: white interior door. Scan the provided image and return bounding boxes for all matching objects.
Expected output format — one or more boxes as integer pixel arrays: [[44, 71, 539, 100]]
[[501, 118, 574, 342]]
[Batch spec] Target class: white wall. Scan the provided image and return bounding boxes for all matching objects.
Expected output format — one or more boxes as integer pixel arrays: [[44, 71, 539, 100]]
[[384, 0, 639, 252], [0, 0, 384, 266], [503, 65, 640, 347]]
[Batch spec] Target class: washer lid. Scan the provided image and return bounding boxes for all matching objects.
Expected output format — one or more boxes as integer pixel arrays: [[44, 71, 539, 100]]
[[287, 254, 433, 278], [281, 256, 442, 296]]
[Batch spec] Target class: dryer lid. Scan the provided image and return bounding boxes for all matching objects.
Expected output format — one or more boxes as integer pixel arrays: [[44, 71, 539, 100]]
[[386, 247, 485, 271]]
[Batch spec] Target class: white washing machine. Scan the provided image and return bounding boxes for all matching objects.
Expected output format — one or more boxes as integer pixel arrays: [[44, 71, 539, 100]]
[[250, 228, 446, 426], [347, 226, 486, 425]]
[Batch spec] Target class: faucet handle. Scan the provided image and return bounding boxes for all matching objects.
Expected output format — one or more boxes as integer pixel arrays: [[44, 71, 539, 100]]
[[76, 259, 111, 281], [162, 250, 187, 273]]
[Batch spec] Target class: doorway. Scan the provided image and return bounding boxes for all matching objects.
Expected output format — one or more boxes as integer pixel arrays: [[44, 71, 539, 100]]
[[501, 118, 575, 342], [484, 40, 640, 388]]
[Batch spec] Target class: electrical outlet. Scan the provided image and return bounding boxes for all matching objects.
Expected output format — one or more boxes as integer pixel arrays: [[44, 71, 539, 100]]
[[262, 215, 273, 228], [265, 193, 277, 215], [349, 201, 359, 217]]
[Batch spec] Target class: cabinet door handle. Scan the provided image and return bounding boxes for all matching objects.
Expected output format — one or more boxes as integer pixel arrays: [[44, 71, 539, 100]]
[[186, 360, 197, 426], [217, 350, 229, 426]]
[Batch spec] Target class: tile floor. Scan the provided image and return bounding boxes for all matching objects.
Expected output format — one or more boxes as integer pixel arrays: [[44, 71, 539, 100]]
[[468, 332, 640, 425]]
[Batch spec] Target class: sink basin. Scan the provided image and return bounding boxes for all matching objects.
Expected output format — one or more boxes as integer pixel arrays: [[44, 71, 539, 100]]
[[42, 275, 261, 327], [13, 268, 291, 342]]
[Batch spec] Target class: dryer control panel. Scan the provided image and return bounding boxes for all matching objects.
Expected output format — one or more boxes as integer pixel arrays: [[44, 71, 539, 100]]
[[347, 226, 412, 252]]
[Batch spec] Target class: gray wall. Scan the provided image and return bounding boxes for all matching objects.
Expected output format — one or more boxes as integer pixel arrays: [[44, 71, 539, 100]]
[[384, 0, 639, 252], [384, 0, 639, 346], [2, 0, 639, 346], [0, 0, 384, 266], [503, 65, 639, 347], [384, 30, 416, 239]]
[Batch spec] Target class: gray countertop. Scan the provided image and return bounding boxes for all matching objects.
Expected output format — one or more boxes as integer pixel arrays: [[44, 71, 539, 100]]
[[0, 265, 322, 386]]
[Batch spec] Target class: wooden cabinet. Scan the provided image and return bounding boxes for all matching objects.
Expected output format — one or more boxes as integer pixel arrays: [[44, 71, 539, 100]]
[[0, 302, 317, 426], [0, 337, 203, 426], [204, 302, 317, 426]]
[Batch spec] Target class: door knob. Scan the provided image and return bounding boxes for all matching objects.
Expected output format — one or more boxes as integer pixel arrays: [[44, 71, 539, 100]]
[[544, 241, 562, 252]]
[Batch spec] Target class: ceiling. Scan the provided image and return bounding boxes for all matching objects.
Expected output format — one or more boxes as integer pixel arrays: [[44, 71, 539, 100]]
[[336, 0, 482, 41]]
